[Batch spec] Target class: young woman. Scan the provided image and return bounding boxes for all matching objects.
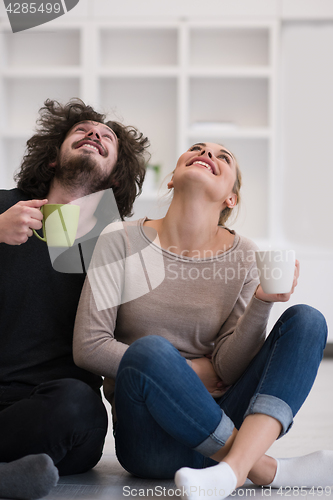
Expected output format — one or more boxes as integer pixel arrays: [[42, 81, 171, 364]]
[[73, 142, 330, 499]]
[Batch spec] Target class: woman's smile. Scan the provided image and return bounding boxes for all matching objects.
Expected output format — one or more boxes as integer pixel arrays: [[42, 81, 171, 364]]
[[186, 157, 217, 175]]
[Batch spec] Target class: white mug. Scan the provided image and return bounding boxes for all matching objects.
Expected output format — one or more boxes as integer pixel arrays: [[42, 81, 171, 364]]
[[255, 249, 296, 294]]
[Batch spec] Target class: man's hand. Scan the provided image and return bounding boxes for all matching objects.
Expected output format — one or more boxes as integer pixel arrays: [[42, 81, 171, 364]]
[[0, 199, 48, 245], [191, 357, 229, 395], [255, 259, 300, 303]]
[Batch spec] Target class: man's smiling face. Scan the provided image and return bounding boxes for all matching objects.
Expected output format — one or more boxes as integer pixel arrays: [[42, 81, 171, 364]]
[[55, 121, 119, 195], [61, 120, 118, 170]]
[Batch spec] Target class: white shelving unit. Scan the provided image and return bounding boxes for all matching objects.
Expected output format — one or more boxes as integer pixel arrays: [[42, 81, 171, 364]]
[[0, 18, 278, 242]]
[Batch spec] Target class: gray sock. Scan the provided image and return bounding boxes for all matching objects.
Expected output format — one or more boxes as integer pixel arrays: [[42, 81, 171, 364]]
[[0, 454, 59, 499]]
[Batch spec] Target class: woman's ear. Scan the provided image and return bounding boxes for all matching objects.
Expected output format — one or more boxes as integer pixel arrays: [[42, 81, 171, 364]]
[[225, 193, 237, 208], [167, 177, 174, 190]]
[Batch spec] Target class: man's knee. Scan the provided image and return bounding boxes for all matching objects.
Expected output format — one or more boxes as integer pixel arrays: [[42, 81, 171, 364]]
[[32, 378, 108, 434]]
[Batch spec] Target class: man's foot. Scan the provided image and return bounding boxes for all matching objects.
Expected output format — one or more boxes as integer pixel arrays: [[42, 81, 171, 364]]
[[0, 454, 59, 499]]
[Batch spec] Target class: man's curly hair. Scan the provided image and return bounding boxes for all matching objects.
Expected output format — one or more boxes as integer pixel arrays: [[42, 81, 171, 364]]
[[14, 98, 150, 218]]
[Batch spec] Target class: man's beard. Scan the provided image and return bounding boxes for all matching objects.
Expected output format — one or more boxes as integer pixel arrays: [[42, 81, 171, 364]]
[[54, 152, 112, 196]]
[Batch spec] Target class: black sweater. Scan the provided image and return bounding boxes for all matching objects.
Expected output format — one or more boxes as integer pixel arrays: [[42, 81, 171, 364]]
[[0, 188, 102, 391]]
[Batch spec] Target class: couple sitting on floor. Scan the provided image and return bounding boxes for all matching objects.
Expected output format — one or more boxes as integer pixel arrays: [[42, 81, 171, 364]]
[[0, 98, 330, 500]]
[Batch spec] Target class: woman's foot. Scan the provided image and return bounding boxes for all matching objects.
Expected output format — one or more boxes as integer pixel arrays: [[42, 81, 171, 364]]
[[248, 454, 277, 485], [266, 451, 333, 488], [174, 462, 237, 500], [249, 451, 333, 488]]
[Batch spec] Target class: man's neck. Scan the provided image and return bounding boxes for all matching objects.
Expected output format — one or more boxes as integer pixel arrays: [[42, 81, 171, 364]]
[[47, 179, 84, 205], [46, 180, 104, 239]]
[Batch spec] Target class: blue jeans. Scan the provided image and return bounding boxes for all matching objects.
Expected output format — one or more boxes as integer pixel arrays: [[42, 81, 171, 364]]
[[114, 305, 327, 479]]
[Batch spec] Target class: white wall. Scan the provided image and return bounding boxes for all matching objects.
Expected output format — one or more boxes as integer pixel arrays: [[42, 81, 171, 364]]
[[280, 22, 333, 250], [269, 21, 333, 338]]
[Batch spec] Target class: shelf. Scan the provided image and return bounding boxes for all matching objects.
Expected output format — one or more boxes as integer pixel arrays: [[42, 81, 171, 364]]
[[3, 78, 80, 131], [188, 67, 272, 78], [189, 27, 270, 68], [1, 29, 81, 68], [3, 68, 83, 78], [99, 67, 179, 78], [99, 28, 178, 68], [187, 126, 271, 139], [189, 77, 269, 129]]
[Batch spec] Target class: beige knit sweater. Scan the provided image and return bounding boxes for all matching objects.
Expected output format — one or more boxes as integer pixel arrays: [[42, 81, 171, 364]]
[[73, 218, 273, 404]]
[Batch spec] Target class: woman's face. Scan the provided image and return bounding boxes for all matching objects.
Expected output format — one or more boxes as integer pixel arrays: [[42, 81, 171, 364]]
[[169, 142, 238, 208]]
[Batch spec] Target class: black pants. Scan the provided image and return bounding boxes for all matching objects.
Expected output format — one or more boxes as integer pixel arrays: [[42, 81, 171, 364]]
[[0, 378, 108, 475]]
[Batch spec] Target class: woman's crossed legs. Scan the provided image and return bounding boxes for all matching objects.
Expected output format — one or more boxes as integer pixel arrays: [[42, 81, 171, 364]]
[[114, 305, 328, 497]]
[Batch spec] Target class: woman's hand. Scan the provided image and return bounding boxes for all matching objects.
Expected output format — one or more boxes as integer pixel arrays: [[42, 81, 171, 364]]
[[191, 357, 230, 395], [255, 259, 300, 303], [0, 199, 47, 245]]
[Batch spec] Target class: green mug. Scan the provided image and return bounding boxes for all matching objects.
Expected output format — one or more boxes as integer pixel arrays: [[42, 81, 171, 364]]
[[33, 204, 80, 247]]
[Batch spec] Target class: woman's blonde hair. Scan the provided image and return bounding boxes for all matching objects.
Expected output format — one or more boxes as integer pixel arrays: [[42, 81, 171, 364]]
[[218, 157, 242, 226]]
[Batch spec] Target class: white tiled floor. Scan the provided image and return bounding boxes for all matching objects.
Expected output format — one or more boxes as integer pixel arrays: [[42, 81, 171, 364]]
[[48, 359, 333, 500]]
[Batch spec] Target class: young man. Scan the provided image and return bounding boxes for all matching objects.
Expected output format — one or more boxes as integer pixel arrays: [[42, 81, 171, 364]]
[[0, 99, 149, 499]]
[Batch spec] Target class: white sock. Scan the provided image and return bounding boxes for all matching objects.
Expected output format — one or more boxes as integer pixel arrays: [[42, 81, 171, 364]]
[[175, 462, 237, 500], [269, 451, 333, 488]]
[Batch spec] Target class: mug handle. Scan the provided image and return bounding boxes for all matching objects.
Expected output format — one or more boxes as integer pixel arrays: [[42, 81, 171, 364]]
[[33, 206, 47, 242], [33, 229, 47, 242]]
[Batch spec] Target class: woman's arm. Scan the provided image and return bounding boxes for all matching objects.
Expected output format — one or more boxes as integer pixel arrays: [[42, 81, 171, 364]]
[[212, 263, 273, 385], [73, 278, 129, 379], [212, 260, 300, 386], [73, 223, 131, 379]]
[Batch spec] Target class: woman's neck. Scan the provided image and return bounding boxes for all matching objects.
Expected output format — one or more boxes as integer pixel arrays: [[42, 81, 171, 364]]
[[146, 191, 233, 258]]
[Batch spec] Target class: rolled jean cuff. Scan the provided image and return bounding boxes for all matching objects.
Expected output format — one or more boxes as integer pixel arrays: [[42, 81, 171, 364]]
[[244, 394, 293, 437], [193, 411, 234, 457]]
